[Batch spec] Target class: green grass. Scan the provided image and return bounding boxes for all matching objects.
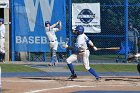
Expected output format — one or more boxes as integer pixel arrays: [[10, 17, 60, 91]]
[[0, 64, 43, 72], [0, 64, 138, 73], [89, 54, 124, 60], [73, 64, 137, 72]]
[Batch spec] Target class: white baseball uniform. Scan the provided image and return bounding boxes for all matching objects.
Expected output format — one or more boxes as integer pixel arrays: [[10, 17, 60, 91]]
[[66, 33, 91, 70], [0, 24, 5, 53], [45, 26, 59, 50]]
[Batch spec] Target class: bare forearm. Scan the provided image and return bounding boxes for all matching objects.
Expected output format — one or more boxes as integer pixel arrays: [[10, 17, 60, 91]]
[[51, 22, 59, 28]]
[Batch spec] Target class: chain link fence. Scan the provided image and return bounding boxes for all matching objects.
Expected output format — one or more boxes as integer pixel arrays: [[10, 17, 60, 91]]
[[13, 0, 140, 63], [69, 0, 140, 63]]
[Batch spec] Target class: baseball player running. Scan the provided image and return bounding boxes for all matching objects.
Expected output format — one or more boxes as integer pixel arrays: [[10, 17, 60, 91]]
[[0, 18, 5, 63], [45, 21, 62, 66], [63, 25, 101, 80]]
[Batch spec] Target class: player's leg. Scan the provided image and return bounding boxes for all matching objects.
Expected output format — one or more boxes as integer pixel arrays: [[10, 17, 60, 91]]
[[0, 39, 5, 63], [48, 42, 54, 66], [51, 49, 57, 65], [0, 39, 2, 62], [0, 52, 2, 62], [137, 63, 140, 74], [48, 42, 58, 66], [53, 41, 58, 65], [1, 52, 5, 63], [66, 54, 77, 79], [82, 50, 100, 80]]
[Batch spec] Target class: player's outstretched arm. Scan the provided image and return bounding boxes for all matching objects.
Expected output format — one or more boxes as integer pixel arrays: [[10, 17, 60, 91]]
[[50, 21, 62, 30], [88, 40, 98, 51]]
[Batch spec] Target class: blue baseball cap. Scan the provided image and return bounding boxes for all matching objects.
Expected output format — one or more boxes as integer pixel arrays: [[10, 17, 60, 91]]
[[0, 18, 4, 24], [45, 21, 50, 26]]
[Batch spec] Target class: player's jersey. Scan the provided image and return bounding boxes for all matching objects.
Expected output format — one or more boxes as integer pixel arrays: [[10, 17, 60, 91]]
[[75, 33, 89, 50], [0, 24, 5, 39], [45, 26, 59, 42]]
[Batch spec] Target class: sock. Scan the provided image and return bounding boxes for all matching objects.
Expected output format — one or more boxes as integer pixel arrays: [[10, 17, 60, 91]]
[[2, 53, 5, 61], [51, 50, 57, 64], [51, 56, 57, 64], [88, 68, 99, 78], [67, 63, 75, 75]]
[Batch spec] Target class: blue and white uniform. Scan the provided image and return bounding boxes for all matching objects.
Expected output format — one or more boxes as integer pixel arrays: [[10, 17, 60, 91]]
[[66, 33, 90, 70], [0, 18, 5, 62], [45, 26, 59, 51], [0, 22, 5, 53], [65, 25, 100, 80], [45, 21, 62, 66]]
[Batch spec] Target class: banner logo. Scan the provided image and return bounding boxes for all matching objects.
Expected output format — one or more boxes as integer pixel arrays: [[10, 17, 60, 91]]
[[72, 3, 101, 33], [77, 9, 95, 24], [24, 0, 54, 32]]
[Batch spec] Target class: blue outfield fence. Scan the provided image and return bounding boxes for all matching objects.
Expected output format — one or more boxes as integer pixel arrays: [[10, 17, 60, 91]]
[[11, 0, 67, 61], [11, 0, 140, 62]]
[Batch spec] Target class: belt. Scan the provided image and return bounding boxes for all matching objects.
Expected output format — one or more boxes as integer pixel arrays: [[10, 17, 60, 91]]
[[79, 49, 89, 53], [49, 40, 57, 42]]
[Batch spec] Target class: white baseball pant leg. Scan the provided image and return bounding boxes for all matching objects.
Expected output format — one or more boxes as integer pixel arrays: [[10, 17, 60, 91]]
[[49, 41, 58, 63], [80, 50, 90, 70], [0, 38, 5, 53], [66, 54, 78, 64]]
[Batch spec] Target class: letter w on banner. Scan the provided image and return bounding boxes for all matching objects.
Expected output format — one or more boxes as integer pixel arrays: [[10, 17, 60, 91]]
[[72, 3, 101, 33], [13, 0, 66, 52]]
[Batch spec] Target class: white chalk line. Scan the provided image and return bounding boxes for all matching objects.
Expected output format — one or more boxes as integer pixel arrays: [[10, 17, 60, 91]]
[[2, 80, 54, 83], [3, 78, 140, 93], [24, 83, 140, 93], [24, 85, 96, 93]]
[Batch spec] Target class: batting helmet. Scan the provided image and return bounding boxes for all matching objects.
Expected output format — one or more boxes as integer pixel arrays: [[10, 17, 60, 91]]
[[0, 18, 4, 24], [137, 63, 140, 74], [45, 21, 50, 27], [75, 25, 84, 35]]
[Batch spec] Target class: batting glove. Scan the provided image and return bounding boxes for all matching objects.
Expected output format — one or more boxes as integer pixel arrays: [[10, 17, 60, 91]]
[[62, 44, 68, 48], [93, 46, 98, 51], [56, 21, 59, 25]]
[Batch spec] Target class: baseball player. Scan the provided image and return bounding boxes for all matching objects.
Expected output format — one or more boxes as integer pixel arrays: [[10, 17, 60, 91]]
[[0, 18, 5, 63], [45, 21, 62, 66], [63, 25, 101, 80]]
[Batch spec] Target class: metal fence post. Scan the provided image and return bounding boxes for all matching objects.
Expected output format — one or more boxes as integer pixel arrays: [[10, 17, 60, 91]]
[[44, 52, 46, 62], [124, 0, 129, 61], [11, 0, 15, 61], [69, 0, 72, 56]]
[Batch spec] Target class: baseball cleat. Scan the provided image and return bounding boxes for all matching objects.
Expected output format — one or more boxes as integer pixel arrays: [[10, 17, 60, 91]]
[[54, 62, 58, 66], [48, 63, 55, 66], [96, 77, 102, 81], [68, 74, 77, 80]]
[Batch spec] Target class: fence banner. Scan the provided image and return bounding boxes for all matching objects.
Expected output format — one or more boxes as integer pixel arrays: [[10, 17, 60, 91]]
[[14, 0, 66, 52], [72, 3, 101, 33]]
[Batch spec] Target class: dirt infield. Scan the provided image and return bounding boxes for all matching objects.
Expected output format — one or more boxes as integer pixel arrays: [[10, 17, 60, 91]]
[[2, 76, 140, 93]]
